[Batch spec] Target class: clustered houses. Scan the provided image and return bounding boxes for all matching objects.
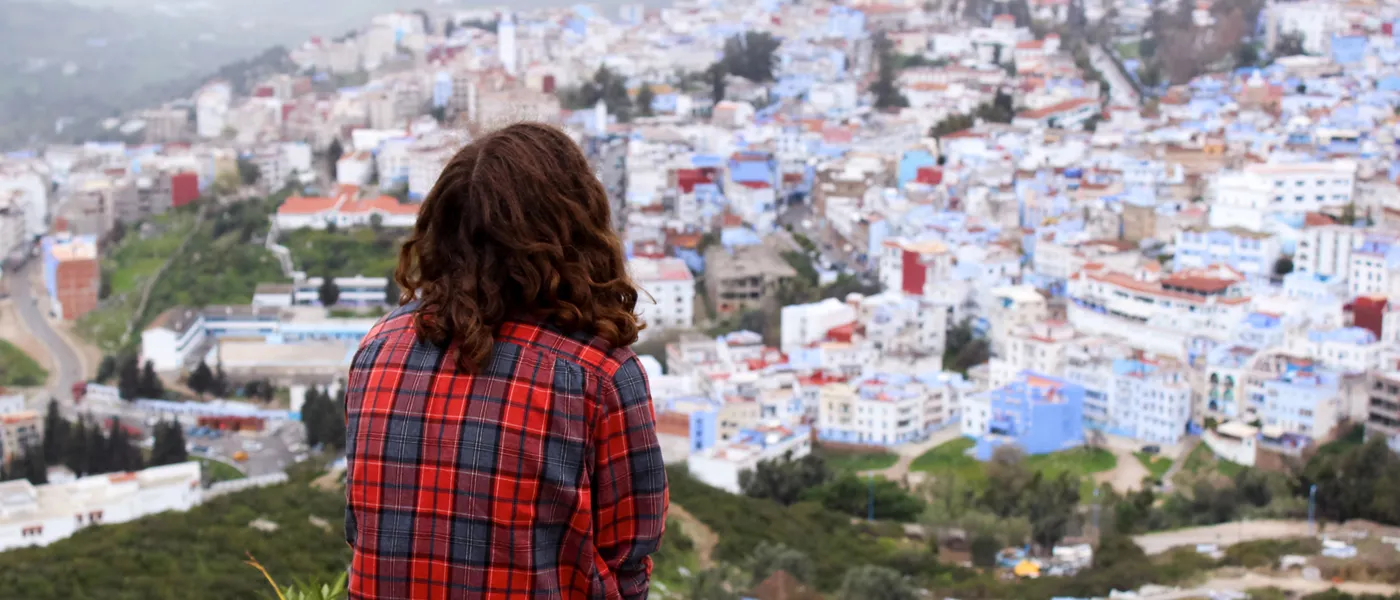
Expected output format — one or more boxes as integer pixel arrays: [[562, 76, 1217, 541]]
[[7, 0, 1400, 517]]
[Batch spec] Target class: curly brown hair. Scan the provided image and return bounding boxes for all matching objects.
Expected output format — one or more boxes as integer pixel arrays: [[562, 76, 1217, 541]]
[[393, 122, 641, 371]]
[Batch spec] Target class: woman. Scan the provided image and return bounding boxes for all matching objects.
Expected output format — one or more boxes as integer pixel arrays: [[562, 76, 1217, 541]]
[[344, 122, 668, 599]]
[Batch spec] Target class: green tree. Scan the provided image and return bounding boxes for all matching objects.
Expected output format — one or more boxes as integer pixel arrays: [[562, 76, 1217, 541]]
[[721, 32, 782, 82], [636, 84, 656, 117], [189, 359, 214, 397], [368, 213, 384, 233], [321, 389, 347, 451], [96, 355, 117, 383], [118, 355, 141, 401], [106, 418, 143, 473], [65, 418, 90, 476], [384, 277, 400, 306], [706, 62, 727, 103], [20, 445, 48, 485], [688, 567, 740, 600], [739, 451, 831, 505], [42, 399, 69, 467], [302, 386, 326, 448], [1024, 471, 1081, 550], [970, 534, 1001, 567], [1273, 256, 1294, 277], [838, 565, 916, 600], [327, 138, 344, 179], [151, 420, 189, 467], [982, 445, 1032, 517], [85, 421, 109, 475], [803, 473, 926, 522], [140, 360, 165, 399], [318, 275, 341, 307], [211, 362, 229, 397], [744, 542, 815, 585], [1276, 32, 1307, 57], [871, 33, 909, 110], [236, 157, 261, 186]]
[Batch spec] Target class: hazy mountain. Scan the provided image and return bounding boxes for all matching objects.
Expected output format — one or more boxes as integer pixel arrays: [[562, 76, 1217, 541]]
[[0, 0, 426, 150]]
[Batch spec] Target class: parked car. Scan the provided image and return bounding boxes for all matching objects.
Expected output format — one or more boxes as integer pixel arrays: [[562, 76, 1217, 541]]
[[1140, 444, 1161, 455]]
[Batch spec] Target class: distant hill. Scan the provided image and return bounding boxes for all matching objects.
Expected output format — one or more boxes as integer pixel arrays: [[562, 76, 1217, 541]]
[[0, 0, 423, 150]]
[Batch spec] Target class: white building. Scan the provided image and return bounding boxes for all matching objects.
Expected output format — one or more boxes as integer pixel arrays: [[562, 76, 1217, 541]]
[[629, 257, 696, 332], [686, 424, 811, 493], [1209, 161, 1357, 232], [195, 82, 232, 139], [0, 462, 202, 552], [989, 319, 1078, 390], [817, 373, 933, 446], [1067, 264, 1251, 360], [140, 308, 209, 372], [0, 166, 48, 239], [336, 151, 375, 186], [499, 13, 518, 75], [1293, 224, 1361, 281], [274, 186, 419, 231], [780, 298, 857, 355]]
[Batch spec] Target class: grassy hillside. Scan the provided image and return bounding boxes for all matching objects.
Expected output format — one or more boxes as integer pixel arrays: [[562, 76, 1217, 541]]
[[0, 339, 47, 387], [0, 474, 349, 599]]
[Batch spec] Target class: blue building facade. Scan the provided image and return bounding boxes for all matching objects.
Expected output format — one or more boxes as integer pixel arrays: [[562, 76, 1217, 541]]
[[975, 373, 1085, 460]]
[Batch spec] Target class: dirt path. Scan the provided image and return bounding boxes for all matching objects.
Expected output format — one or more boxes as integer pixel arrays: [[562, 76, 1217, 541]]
[[1133, 520, 1312, 555], [1195, 571, 1400, 596], [669, 504, 719, 569], [1094, 445, 1152, 493], [866, 426, 964, 487]]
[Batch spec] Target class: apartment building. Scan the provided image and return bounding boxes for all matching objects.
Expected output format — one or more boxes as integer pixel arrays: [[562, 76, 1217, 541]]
[[817, 373, 931, 446], [41, 234, 100, 321], [1173, 227, 1280, 278], [780, 298, 856, 355], [962, 372, 1085, 459], [1295, 224, 1363, 280], [1067, 263, 1251, 360], [686, 424, 811, 493], [1365, 371, 1400, 452], [630, 257, 696, 332], [703, 243, 798, 316]]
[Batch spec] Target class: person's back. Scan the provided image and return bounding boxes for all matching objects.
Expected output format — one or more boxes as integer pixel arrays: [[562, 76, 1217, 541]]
[[345, 122, 668, 599]]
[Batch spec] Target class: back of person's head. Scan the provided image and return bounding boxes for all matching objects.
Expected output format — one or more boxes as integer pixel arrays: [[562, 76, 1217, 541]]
[[394, 122, 640, 370]]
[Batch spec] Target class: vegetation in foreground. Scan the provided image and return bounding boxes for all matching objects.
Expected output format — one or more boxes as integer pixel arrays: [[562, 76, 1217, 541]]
[[0, 468, 349, 600], [0, 339, 47, 387]]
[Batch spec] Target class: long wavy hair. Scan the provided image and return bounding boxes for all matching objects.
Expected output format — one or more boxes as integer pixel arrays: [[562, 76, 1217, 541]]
[[394, 122, 641, 371]]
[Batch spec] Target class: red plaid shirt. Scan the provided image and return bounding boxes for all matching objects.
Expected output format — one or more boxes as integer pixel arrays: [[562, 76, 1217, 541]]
[[345, 304, 668, 599]]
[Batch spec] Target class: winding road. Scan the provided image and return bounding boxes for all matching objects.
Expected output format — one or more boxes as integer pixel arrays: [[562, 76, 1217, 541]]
[[9, 260, 83, 402]]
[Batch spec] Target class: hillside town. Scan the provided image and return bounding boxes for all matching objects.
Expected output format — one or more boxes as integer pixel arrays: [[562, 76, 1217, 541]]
[[2, 0, 1400, 598]]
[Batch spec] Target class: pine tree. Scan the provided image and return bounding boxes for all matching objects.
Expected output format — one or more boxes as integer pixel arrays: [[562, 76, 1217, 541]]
[[96, 355, 117, 383], [327, 139, 344, 179], [319, 276, 341, 307], [636, 84, 656, 117], [118, 356, 141, 401], [384, 278, 400, 306], [22, 446, 48, 485], [303, 386, 325, 448], [211, 363, 229, 398], [140, 361, 165, 399], [107, 418, 142, 473], [42, 399, 68, 466], [150, 421, 188, 467], [189, 360, 214, 396], [86, 424, 109, 475], [321, 389, 348, 451], [66, 418, 90, 476]]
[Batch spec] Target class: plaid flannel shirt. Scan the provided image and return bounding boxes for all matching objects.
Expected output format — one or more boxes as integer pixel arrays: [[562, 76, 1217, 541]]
[[344, 303, 668, 599]]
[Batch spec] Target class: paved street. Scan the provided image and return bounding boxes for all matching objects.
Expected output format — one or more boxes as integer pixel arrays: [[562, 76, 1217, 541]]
[[9, 260, 83, 403], [1090, 44, 1141, 107]]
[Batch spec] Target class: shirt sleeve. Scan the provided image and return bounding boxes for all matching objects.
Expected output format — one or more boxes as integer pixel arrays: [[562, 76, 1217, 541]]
[[592, 355, 669, 600]]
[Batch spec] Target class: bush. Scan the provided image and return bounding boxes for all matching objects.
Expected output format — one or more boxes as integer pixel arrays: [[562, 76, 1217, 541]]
[[1221, 537, 1321, 568]]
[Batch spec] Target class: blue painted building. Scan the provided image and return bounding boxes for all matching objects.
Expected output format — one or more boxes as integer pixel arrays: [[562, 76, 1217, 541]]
[[973, 373, 1085, 460]]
